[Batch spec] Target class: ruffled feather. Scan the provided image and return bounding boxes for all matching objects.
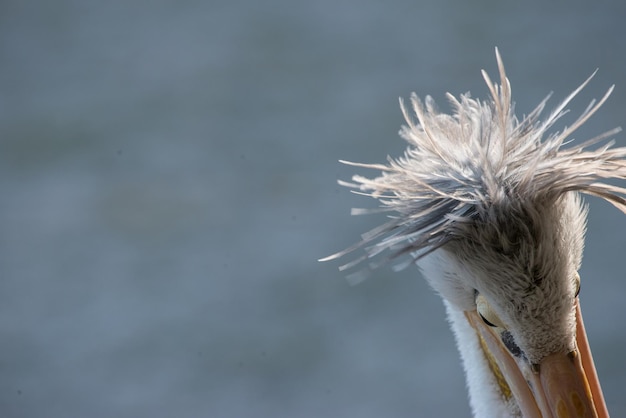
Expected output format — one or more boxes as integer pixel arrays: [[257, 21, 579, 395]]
[[321, 48, 625, 281]]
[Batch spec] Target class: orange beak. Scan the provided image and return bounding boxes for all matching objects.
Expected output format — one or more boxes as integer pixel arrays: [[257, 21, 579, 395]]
[[465, 300, 609, 417]]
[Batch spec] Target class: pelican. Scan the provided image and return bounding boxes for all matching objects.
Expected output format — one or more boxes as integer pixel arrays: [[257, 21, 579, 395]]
[[321, 49, 625, 417]]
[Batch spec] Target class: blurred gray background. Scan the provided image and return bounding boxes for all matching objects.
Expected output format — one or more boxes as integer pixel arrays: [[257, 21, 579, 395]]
[[1, 1, 625, 417]]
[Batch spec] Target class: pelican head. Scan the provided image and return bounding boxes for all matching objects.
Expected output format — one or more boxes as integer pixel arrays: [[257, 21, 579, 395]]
[[321, 49, 625, 417]]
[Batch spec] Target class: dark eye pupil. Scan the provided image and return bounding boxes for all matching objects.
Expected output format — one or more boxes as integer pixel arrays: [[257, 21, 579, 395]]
[[575, 282, 581, 297], [479, 312, 497, 327]]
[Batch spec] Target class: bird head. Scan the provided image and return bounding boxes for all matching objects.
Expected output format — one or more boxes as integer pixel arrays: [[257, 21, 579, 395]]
[[321, 48, 625, 417]]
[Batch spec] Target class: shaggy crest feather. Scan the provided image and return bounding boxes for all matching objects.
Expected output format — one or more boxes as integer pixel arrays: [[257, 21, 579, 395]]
[[321, 49, 626, 283]]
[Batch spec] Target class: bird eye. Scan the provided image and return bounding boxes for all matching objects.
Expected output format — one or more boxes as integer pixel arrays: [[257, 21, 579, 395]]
[[476, 293, 506, 328], [574, 272, 581, 298], [478, 312, 498, 327]]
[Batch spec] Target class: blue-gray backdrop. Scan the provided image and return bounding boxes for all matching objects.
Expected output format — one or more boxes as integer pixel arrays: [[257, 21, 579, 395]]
[[1, 1, 625, 416]]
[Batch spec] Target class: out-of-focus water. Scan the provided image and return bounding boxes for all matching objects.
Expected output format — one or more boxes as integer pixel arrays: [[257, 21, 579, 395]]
[[1, 1, 625, 416]]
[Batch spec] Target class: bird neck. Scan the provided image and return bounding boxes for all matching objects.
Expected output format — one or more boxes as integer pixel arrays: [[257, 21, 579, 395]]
[[444, 301, 521, 417]]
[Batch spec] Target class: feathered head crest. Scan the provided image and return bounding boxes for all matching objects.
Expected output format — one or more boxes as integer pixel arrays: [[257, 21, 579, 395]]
[[321, 48, 626, 283]]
